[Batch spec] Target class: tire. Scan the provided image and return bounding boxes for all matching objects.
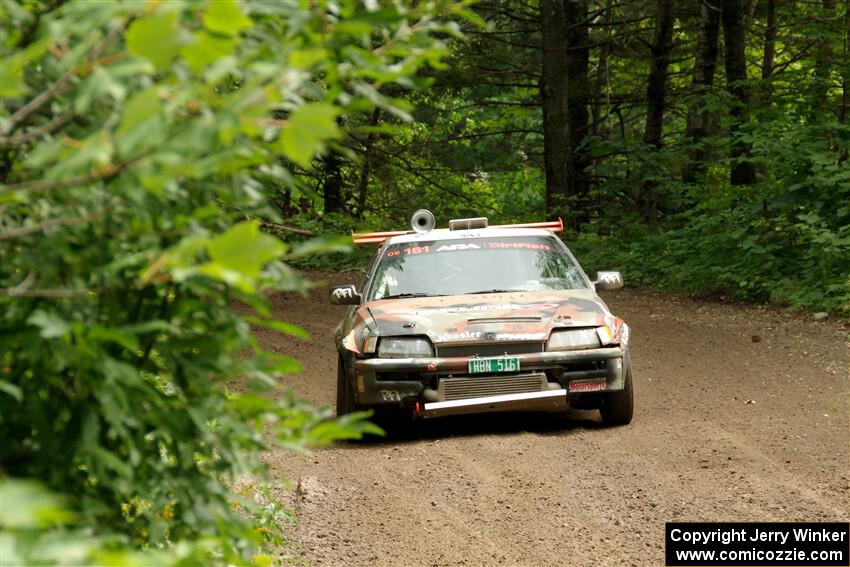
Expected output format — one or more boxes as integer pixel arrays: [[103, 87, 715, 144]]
[[599, 361, 634, 425], [335, 356, 357, 416]]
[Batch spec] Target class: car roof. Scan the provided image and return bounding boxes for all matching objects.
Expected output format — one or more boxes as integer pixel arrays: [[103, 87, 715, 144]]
[[385, 227, 557, 245]]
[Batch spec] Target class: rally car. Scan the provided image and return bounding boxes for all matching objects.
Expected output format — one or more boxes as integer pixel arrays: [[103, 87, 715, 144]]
[[330, 211, 633, 425]]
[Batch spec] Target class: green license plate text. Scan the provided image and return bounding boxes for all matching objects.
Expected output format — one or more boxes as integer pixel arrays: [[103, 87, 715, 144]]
[[467, 357, 520, 374]]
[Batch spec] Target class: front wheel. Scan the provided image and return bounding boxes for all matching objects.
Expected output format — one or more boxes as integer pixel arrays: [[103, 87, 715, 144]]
[[599, 362, 634, 425], [335, 356, 357, 416]]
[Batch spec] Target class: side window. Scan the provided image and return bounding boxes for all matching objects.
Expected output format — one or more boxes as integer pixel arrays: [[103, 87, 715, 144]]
[[367, 258, 401, 300], [552, 239, 591, 289], [359, 246, 383, 294]]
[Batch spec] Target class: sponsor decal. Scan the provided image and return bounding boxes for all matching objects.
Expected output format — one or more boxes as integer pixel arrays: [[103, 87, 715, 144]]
[[568, 379, 607, 393], [487, 242, 551, 251], [434, 330, 547, 342], [435, 243, 481, 252], [436, 330, 481, 341], [380, 390, 402, 402], [387, 245, 431, 257], [599, 272, 621, 284], [333, 286, 355, 300]]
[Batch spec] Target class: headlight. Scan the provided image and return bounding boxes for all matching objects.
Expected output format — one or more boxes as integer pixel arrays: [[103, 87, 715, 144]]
[[596, 324, 615, 345], [547, 328, 601, 351], [378, 337, 433, 358]]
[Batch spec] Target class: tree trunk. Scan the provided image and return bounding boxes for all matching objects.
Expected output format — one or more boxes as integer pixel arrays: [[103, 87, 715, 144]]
[[684, 1, 721, 183], [761, 0, 777, 93], [540, 0, 573, 226], [566, 0, 591, 228], [592, 0, 612, 137], [640, 0, 675, 224], [722, 0, 757, 185], [842, 0, 849, 122], [812, 0, 837, 122], [540, 0, 590, 230], [643, 0, 675, 151], [745, 0, 760, 32], [321, 151, 343, 214], [356, 108, 381, 218]]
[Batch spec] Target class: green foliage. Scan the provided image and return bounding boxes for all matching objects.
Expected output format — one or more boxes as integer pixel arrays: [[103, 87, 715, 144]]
[[1, 0, 457, 564], [573, 206, 850, 313], [1, 478, 218, 567], [578, 115, 850, 314]]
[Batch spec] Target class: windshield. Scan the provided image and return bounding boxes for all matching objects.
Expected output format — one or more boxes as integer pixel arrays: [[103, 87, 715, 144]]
[[367, 236, 587, 300]]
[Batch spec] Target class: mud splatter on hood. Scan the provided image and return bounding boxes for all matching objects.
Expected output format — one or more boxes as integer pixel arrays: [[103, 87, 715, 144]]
[[366, 290, 614, 343]]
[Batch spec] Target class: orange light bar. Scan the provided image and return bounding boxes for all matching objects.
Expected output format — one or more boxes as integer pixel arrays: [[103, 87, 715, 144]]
[[352, 230, 409, 244], [492, 218, 564, 233], [351, 217, 564, 244]]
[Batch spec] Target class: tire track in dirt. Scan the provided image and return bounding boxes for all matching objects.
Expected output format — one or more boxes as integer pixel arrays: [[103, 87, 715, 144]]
[[257, 272, 850, 566]]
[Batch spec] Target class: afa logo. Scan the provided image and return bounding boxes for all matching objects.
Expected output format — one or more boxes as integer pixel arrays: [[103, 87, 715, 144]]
[[436, 243, 481, 252]]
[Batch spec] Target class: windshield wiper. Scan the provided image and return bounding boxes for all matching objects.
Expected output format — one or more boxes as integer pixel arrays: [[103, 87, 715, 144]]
[[466, 288, 527, 294], [383, 292, 445, 299]]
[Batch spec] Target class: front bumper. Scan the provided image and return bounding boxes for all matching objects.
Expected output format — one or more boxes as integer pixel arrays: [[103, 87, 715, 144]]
[[352, 346, 625, 407], [418, 389, 568, 418]]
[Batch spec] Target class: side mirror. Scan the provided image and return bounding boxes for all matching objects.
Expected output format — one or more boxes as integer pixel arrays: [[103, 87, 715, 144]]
[[593, 271, 624, 291], [329, 284, 362, 305]]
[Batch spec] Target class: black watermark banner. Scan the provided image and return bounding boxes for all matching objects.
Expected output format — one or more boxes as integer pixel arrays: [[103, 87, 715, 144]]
[[666, 522, 849, 566]]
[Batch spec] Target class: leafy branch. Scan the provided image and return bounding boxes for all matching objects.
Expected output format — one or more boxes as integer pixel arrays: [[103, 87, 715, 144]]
[[1, 19, 127, 136]]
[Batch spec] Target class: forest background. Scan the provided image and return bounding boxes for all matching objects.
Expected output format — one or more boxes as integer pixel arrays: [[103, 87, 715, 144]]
[[296, 0, 850, 316]]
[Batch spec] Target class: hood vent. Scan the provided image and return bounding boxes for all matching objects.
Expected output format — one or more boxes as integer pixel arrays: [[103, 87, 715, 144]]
[[467, 317, 542, 325]]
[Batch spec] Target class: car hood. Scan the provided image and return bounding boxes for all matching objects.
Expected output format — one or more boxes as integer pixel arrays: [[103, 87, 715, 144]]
[[366, 289, 615, 344]]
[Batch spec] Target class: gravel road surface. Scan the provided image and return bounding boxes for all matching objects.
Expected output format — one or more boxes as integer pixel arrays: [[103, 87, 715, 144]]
[[256, 273, 849, 566]]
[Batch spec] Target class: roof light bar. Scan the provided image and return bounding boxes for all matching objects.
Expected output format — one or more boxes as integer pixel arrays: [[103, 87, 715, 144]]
[[351, 216, 564, 244], [448, 217, 488, 231], [352, 230, 408, 244], [492, 218, 564, 232]]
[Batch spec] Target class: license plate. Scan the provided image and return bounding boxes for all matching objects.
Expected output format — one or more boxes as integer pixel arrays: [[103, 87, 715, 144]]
[[468, 357, 520, 374]]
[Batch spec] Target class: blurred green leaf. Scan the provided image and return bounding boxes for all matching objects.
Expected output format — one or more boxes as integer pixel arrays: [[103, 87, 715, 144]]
[[181, 31, 235, 73], [203, 0, 253, 36], [289, 48, 328, 70], [278, 104, 341, 168], [26, 311, 70, 339], [118, 87, 161, 134], [287, 235, 352, 259], [0, 380, 22, 402], [125, 11, 181, 72], [207, 221, 287, 279], [0, 479, 75, 528], [244, 316, 310, 340], [0, 41, 45, 98], [86, 324, 139, 351]]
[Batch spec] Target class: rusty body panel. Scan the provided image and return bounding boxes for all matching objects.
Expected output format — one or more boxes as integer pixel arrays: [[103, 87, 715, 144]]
[[332, 226, 632, 422], [369, 290, 618, 343]]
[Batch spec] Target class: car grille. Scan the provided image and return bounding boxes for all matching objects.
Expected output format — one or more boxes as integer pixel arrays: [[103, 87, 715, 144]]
[[436, 342, 544, 358], [438, 373, 548, 401]]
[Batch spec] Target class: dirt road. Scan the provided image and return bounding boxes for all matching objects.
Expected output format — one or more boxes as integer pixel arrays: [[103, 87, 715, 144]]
[[258, 273, 849, 566]]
